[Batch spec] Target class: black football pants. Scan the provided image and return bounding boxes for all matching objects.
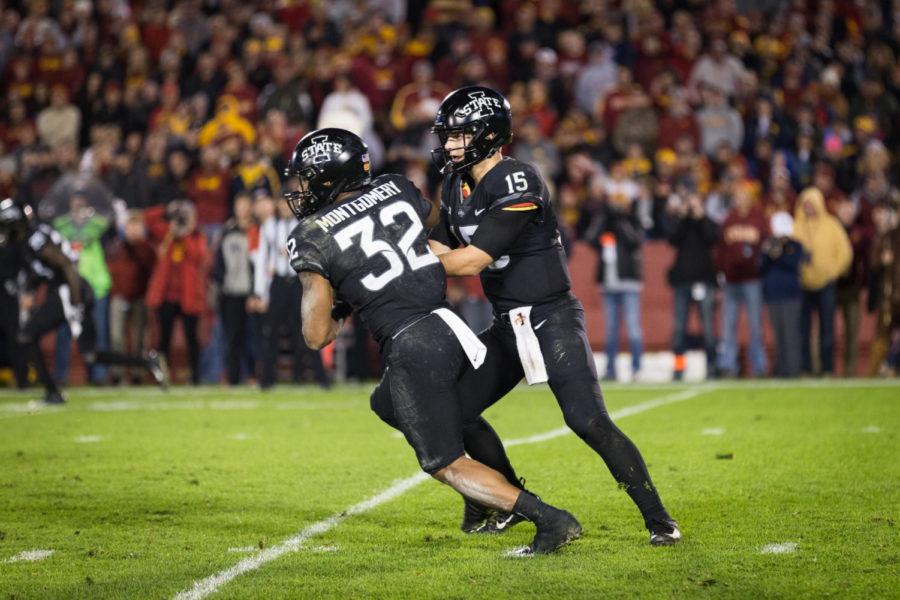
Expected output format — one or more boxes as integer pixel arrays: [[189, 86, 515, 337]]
[[372, 295, 670, 525], [382, 313, 468, 474]]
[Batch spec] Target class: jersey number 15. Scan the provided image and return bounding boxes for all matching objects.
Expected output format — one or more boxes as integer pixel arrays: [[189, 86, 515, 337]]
[[333, 201, 438, 291]]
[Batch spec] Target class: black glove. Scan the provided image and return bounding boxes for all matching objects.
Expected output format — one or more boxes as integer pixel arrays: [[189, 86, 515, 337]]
[[331, 301, 352, 321]]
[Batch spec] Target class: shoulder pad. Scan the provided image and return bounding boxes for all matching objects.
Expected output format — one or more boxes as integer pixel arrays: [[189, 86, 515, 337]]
[[484, 160, 546, 211], [287, 218, 330, 277]]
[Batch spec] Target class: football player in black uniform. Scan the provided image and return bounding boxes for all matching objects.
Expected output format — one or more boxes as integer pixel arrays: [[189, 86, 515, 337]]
[[284, 128, 581, 555], [371, 87, 681, 545], [0, 198, 166, 404]]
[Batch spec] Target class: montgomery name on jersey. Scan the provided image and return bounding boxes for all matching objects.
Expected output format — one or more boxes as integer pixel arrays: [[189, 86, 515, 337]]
[[431, 157, 571, 314], [288, 173, 447, 345]]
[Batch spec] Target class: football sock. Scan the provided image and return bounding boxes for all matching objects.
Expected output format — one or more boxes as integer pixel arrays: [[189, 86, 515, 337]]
[[94, 350, 152, 369], [462, 417, 525, 490], [512, 490, 548, 522]]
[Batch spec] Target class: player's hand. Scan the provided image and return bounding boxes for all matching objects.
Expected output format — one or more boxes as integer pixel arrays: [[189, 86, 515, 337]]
[[331, 301, 352, 321], [20, 292, 34, 311], [66, 303, 85, 339]]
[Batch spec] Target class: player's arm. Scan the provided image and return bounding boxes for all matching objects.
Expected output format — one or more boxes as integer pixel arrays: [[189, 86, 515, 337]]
[[37, 243, 82, 305], [436, 244, 494, 276], [427, 183, 460, 255], [438, 208, 535, 276], [298, 271, 342, 350], [428, 239, 452, 256], [424, 198, 440, 229]]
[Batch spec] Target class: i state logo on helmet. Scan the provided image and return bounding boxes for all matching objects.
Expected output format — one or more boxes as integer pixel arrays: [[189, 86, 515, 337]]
[[302, 135, 344, 164], [455, 91, 503, 118]]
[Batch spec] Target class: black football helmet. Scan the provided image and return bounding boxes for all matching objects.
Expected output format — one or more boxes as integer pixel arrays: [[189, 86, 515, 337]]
[[284, 128, 371, 219], [431, 86, 512, 174], [0, 198, 30, 247]]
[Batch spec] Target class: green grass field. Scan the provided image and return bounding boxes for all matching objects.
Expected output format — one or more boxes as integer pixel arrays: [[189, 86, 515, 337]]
[[1, 380, 898, 599]]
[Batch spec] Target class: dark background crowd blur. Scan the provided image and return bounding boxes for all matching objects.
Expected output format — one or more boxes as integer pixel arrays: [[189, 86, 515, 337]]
[[1, 0, 899, 388]]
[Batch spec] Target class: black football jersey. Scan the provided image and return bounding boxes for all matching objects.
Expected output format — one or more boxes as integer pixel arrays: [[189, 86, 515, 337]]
[[19, 223, 79, 287], [431, 157, 571, 313], [288, 174, 447, 346]]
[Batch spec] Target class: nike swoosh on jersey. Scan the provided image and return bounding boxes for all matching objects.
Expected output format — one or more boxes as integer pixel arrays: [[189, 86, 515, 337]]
[[533, 319, 548, 330], [474, 208, 486, 216]]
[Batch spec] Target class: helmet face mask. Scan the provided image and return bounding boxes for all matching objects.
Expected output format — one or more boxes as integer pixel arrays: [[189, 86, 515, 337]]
[[432, 122, 491, 173], [431, 86, 512, 174], [284, 166, 321, 219], [284, 129, 371, 219]]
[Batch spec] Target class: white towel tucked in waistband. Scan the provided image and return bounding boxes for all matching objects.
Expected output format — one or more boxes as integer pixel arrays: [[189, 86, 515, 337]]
[[508, 305, 548, 384], [432, 308, 487, 369]]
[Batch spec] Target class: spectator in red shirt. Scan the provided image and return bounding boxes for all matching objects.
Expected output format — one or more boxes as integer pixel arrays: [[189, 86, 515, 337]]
[[223, 61, 259, 123], [188, 143, 231, 246], [763, 167, 797, 217], [657, 89, 700, 151], [145, 201, 209, 385], [106, 211, 157, 384], [389, 60, 449, 133], [716, 181, 770, 377]]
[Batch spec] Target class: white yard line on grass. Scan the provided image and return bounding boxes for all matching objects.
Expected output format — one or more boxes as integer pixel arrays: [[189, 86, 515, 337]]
[[701, 427, 725, 436], [2, 379, 899, 416], [862, 425, 881, 433], [172, 388, 706, 600], [4, 549, 55, 563], [173, 471, 430, 600], [74, 435, 104, 443], [761, 542, 798, 554]]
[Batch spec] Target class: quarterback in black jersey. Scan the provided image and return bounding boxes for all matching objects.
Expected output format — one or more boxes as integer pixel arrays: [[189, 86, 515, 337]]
[[285, 128, 581, 555], [0, 198, 166, 404], [371, 87, 681, 545]]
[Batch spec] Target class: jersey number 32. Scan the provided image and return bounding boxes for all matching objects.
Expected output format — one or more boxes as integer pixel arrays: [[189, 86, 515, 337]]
[[333, 201, 438, 291]]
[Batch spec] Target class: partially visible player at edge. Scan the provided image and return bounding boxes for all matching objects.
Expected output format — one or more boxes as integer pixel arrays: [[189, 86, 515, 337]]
[[371, 86, 681, 545], [0, 198, 167, 404], [284, 127, 581, 555]]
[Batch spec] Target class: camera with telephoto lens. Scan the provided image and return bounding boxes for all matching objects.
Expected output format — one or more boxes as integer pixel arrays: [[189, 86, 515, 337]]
[[164, 200, 194, 237], [762, 236, 788, 259]]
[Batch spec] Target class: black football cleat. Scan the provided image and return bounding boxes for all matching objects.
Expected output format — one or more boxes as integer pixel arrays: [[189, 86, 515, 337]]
[[44, 390, 66, 405], [146, 350, 169, 390], [460, 497, 495, 533], [648, 519, 682, 546], [509, 509, 582, 556]]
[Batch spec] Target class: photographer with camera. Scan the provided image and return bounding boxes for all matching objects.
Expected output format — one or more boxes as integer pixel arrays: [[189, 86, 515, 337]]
[[666, 185, 719, 380], [760, 212, 807, 378], [145, 199, 210, 385]]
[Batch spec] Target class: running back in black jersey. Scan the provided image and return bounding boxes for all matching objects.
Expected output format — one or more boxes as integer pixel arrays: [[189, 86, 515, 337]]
[[21, 223, 79, 286], [431, 157, 571, 314], [288, 174, 447, 345]]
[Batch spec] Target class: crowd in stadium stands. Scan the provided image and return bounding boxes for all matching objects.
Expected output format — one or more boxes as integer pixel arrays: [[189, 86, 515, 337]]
[[1, 0, 899, 388]]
